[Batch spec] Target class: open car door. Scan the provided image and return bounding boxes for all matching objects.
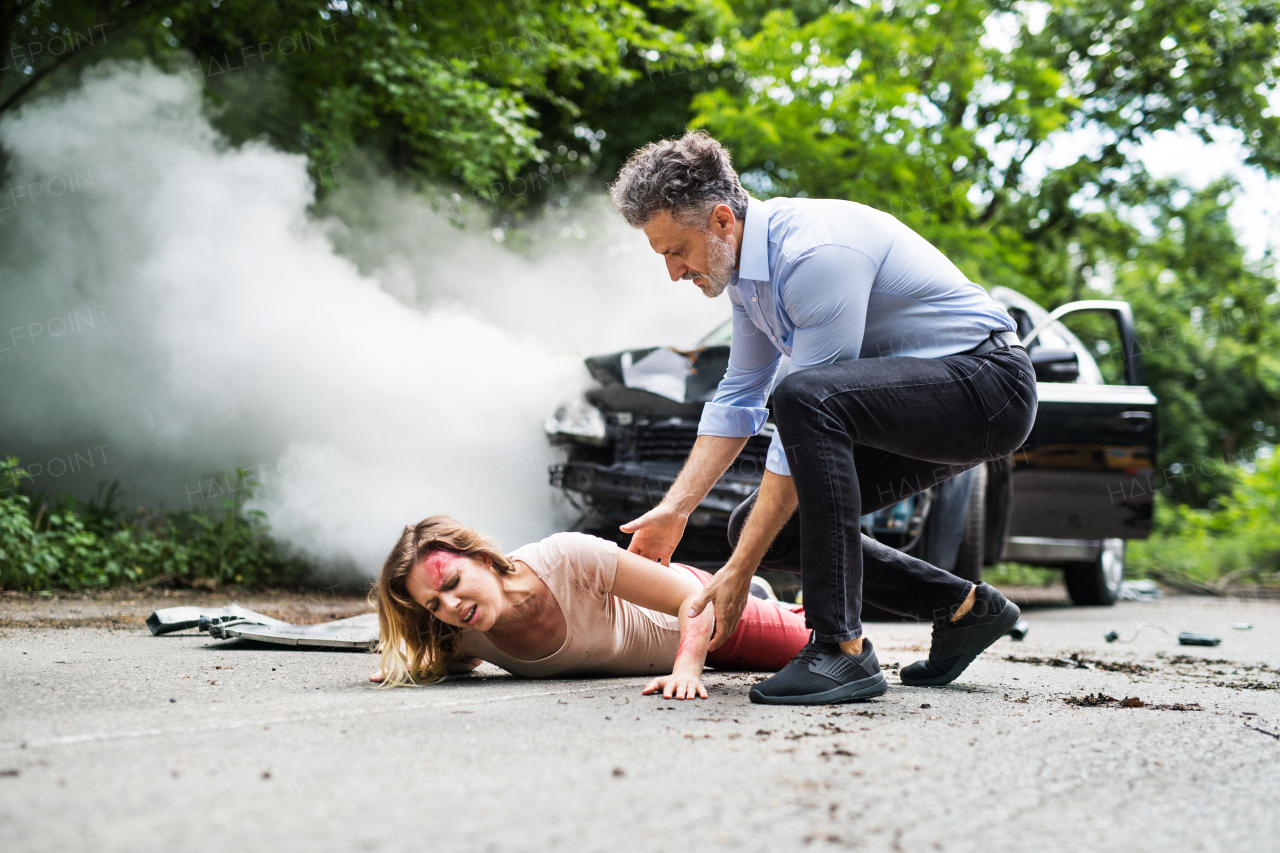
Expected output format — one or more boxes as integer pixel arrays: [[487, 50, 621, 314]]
[[1009, 299, 1157, 541], [998, 295, 1162, 537], [990, 290, 1158, 604]]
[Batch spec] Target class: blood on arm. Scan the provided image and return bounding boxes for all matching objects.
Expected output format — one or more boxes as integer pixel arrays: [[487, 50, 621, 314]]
[[673, 596, 714, 673]]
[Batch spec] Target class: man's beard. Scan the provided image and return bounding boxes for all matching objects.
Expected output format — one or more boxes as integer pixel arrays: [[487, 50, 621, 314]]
[[681, 232, 736, 298]]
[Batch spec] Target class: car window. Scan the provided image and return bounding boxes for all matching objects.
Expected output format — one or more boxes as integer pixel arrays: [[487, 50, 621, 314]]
[[1056, 312, 1127, 386], [989, 287, 1106, 384]]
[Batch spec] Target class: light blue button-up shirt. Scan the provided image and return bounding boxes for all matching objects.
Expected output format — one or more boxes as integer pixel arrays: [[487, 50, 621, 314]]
[[697, 196, 1016, 476]]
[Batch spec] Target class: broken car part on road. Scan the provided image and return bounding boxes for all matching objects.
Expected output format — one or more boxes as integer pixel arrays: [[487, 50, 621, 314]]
[[1104, 622, 1222, 646], [147, 605, 377, 650]]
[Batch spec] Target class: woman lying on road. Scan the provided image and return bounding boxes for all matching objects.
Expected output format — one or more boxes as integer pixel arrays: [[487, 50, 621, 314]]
[[372, 515, 812, 698]]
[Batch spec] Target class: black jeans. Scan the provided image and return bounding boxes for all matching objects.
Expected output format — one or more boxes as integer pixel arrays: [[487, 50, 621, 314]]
[[728, 342, 1037, 644]]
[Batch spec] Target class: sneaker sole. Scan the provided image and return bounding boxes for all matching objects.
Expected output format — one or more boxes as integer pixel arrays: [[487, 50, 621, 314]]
[[899, 599, 1021, 686], [748, 671, 889, 706]]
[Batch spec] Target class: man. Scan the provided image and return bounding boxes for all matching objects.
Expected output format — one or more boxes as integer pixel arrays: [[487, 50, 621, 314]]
[[609, 131, 1037, 705]]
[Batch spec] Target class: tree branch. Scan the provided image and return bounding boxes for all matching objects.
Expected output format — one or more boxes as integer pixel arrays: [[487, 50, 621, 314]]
[[0, 0, 177, 117], [0, 41, 94, 115]]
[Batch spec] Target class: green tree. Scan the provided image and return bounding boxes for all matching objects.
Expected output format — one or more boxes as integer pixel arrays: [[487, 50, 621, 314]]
[[0, 0, 706, 199], [690, 0, 1280, 505], [1097, 180, 1280, 502], [5, 0, 1279, 511]]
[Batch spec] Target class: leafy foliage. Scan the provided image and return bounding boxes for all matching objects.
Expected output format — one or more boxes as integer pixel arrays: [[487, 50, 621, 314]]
[[0, 0, 704, 198], [690, 0, 1280, 506], [0, 458, 308, 591], [1100, 181, 1280, 501], [3, 0, 1279, 530], [1130, 449, 1280, 586]]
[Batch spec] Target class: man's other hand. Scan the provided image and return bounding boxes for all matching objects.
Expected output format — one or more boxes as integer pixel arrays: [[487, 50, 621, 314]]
[[620, 504, 689, 566], [686, 565, 752, 651]]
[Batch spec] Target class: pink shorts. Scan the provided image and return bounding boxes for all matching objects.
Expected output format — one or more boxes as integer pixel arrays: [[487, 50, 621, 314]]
[[678, 565, 811, 671]]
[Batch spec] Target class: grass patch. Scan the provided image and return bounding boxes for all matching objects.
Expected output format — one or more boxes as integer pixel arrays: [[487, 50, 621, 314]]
[[983, 562, 1060, 587], [1127, 450, 1280, 592]]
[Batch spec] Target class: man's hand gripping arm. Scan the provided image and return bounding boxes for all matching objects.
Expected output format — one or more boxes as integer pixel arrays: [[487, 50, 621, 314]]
[[687, 470, 798, 651]]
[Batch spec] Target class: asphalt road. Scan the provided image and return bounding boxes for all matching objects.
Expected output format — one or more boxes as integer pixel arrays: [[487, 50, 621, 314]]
[[2, 589, 1278, 853]]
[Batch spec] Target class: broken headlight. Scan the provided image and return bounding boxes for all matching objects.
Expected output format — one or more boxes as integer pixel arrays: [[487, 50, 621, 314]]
[[544, 398, 607, 444]]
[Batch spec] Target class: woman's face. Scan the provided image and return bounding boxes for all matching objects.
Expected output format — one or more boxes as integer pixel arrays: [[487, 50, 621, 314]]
[[406, 550, 506, 632]]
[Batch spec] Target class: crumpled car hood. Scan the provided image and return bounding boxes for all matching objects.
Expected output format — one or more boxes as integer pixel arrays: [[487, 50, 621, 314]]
[[583, 345, 730, 416]]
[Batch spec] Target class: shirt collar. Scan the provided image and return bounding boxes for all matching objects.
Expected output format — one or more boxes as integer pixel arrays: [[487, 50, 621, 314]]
[[737, 196, 771, 283]]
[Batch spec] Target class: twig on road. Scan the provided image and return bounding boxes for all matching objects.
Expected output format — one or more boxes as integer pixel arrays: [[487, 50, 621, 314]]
[[1243, 722, 1280, 740]]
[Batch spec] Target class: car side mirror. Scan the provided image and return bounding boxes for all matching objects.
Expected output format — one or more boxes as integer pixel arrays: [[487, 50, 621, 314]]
[[1029, 348, 1079, 383]]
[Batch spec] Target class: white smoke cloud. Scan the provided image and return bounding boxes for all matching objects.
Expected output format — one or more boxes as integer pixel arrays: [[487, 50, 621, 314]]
[[0, 62, 729, 577]]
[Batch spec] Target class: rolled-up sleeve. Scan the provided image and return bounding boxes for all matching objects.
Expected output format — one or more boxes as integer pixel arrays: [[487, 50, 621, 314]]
[[765, 246, 878, 477], [697, 297, 781, 438]]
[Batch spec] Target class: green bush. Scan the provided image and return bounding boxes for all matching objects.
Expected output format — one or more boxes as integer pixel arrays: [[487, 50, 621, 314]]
[[1129, 451, 1280, 586], [0, 458, 311, 591]]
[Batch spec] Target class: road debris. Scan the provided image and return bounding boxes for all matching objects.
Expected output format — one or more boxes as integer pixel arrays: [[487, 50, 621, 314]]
[[1244, 723, 1280, 740], [1006, 653, 1088, 669], [146, 604, 287, 636], [1177, 632, 1221, 647], [1104, 622, 1221, 646], [1117, 579, 1162, 601], [1063, 693, 1202, 711], [1008, 619, 1030, 640], [1005, 653, 1153, 674], [146, 605, 376, 649]]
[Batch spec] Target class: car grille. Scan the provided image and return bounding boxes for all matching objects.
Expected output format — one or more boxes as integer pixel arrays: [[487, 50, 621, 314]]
[[635, 420, 699, 460], [635, 420, 772, 470]]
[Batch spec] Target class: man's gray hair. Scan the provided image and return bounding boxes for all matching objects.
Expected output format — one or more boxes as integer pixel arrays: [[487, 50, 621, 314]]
[[609, 130, 749, 230]]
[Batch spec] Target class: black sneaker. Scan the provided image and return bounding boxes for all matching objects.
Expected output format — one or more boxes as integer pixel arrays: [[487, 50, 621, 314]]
[[900, 583, 1020, 686], [749, 635, 888, 705]]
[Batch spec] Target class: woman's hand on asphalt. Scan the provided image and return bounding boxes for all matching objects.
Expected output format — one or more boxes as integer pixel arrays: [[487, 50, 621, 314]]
[[686, 565, 752, 651], [620, 503, 689, 566], [642, 672, 708, 700]]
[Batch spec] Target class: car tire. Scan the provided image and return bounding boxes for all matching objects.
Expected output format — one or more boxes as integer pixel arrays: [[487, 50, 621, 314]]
[[952, 463, 986, 584], [1064, 539, 1125, 606]]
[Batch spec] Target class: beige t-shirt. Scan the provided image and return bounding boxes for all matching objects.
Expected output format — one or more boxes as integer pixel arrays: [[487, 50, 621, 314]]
[[457, 532, 682, 678]]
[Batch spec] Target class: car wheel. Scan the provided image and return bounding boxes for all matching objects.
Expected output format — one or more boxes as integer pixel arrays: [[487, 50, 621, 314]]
[[1064, 539, 1125, 606], [952, 463, 986, 584]]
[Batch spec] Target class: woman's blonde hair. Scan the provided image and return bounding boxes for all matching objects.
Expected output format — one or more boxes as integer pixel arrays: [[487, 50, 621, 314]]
[[371, 515, 513, 687]]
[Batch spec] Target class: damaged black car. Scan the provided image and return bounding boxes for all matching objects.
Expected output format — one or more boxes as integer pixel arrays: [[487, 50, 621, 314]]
[[547, 287, 1158, 606]]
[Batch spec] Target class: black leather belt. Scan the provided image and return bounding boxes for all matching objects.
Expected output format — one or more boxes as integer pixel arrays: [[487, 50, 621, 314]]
[[964, 330, 1023, 356]]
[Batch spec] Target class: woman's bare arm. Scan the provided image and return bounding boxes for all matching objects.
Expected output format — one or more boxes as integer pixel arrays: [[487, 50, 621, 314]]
[[612, 547, 716, 699]]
